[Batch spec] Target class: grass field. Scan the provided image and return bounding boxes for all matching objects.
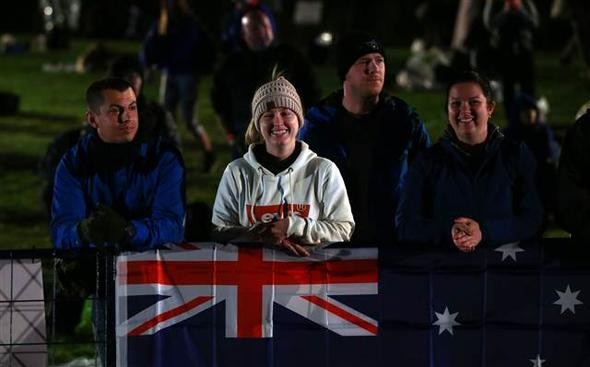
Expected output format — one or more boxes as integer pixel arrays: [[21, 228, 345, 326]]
[[0, 38, 589, 249]]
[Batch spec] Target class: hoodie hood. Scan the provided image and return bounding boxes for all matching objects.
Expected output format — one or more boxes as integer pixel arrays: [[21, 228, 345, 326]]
[[243, 140, 317, 176]]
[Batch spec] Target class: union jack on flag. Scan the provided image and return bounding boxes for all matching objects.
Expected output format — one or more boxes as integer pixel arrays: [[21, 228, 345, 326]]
[[116, 243, 379, 366]]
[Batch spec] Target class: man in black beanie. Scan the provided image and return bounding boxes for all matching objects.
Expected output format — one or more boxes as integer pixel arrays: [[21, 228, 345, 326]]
[[300, 31, 431, 245]]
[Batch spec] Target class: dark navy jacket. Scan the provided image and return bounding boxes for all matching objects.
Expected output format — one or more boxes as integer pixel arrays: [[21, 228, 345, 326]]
[[396, 126, 543, 247], [51, 132, 185, 250], [141, 15, 215, 76], [557, 111, 590, 241], [301, 91, 431, 245]]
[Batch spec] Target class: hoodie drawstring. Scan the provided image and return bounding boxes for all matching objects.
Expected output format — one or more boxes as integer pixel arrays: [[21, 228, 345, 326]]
[[250, 167, 264, 223], [287, 168, 294, 219], [250, 165, 296, 223]]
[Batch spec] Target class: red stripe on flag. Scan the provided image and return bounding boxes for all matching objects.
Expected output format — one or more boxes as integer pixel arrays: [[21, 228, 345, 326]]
[[301, 295, 378, 335], [123, 258, 377, 286], [236, 248, 263, 337], [128, 295, 213, 336]]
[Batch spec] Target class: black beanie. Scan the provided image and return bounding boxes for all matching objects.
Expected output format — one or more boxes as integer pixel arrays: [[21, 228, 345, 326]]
[[336, 31, 385, 81]]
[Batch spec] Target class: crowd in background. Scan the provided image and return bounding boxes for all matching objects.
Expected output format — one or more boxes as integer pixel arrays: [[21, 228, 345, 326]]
[[40, 0, 590, 250]]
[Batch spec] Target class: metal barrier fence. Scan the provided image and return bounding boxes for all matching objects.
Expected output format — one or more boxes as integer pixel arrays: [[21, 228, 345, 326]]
[[0, 249, 116, 367]]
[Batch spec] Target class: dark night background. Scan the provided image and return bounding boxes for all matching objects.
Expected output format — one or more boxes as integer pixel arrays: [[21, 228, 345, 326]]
[[0, 0, 572, 50]]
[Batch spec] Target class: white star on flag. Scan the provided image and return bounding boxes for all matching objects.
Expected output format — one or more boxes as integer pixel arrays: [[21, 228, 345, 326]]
[[554, 285, 583, 314], [494, 241, 524, 262], [529, 354, 545, 366], [433, 306, 460, 335]]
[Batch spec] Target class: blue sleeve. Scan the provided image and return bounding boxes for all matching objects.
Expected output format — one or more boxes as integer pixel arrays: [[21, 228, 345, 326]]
[[407, 107, 431, 163], [396, 155, 450, 245], [128, 150, 185, 250], [412, 123, 432, 162], [50, 157, 87, 249], [480, 144, 543, 244]]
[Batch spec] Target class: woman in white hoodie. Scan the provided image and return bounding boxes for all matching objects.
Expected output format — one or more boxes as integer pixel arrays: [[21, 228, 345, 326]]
[[211, 76, 354, 256]]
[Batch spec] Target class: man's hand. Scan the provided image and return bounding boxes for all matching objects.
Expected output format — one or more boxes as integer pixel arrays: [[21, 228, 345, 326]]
[[451, 217, 483, 253], [78, 204, 129, 246]]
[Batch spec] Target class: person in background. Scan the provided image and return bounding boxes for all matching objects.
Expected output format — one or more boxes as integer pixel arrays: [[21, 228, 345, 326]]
[[504, 93, 559, 224], [219, 0, 278, 54], [141, 0, 216, 172], [212, 77, 354, 256], [556, 110, 590, 242], [211, 6, 320, 159], [483, 0, 539, 122], [300, 31, 431, 245], [397, 70, 543, 251]]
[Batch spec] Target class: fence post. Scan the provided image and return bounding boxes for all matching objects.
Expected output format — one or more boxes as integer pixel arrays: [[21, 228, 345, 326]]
[[105, 251, 116, 367]]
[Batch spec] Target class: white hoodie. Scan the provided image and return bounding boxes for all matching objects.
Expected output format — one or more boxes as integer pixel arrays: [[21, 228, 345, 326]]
[[212, 142, 354, 245]]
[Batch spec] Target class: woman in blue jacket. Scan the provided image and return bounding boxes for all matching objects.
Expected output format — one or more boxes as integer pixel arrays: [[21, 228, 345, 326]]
[[396, 71, 543, 252]]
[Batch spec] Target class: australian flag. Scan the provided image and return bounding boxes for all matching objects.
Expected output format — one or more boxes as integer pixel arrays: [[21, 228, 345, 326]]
[[116, 240, 590, 366]]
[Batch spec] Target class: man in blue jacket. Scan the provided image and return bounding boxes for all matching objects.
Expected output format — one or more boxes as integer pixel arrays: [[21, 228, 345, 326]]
[[300, 31, 431, 245], [50, 78, 185, 364], [51, 78, 185, 250]]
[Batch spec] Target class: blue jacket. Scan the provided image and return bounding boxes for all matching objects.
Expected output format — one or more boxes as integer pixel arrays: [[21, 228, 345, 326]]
[[51, 133, 185, 250], [396, 125, 543, 247], [300, 91, 431, 244]]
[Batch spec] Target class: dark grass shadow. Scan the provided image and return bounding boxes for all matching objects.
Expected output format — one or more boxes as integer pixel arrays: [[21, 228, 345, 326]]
[[0, 112, 80, 138], [0, 152, 40, 172], [17, 112, 79, 123], [0, 208, 45, 226]]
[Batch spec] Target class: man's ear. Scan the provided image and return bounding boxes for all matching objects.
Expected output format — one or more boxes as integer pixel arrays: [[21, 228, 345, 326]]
[[86, 110, 98, 129]]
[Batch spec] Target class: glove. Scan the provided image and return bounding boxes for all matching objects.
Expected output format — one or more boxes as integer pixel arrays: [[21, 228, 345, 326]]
[[78, 204, 132, 246]]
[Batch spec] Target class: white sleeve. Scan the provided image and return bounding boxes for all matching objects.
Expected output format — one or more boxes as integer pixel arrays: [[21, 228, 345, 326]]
[[287, 161, 355, 244], [211, 165, 250, 242]]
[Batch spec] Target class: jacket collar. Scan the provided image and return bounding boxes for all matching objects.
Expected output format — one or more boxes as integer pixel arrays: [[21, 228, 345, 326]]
[[440, 123, 503, 156], [243, 140, 317, 176]]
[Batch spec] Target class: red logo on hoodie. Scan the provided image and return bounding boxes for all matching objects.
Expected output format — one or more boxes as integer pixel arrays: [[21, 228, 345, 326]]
[[246, 204, 310, 224]]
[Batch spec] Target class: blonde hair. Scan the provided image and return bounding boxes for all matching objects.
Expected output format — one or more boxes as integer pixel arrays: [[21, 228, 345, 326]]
[[245, 118, 264, 145]]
